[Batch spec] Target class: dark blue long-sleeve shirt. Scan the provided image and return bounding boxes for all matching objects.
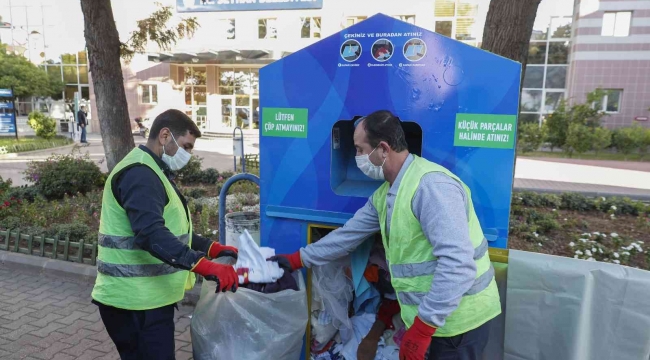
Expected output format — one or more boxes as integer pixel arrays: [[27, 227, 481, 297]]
[[113, 145, 212, 270]]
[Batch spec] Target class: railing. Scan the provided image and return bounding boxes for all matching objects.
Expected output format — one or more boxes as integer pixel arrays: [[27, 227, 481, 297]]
[[244, 154, 259, 169], [0, 230, 98, 265]]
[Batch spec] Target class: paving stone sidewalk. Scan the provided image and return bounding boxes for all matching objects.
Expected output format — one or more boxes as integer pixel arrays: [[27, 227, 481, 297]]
[[0, 265, 195, 360]]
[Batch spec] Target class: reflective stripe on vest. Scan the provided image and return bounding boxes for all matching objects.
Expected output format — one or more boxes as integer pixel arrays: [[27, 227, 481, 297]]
[[397, 265, 495, 305], [97, 260, 182, 277], [99, 233, 190, 250], [390, 237, 489, 278]]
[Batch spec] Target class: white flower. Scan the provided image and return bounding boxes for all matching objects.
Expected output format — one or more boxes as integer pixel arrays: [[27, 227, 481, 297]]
[[538, 243, 543, 247], [518, 197, 523, 200], [592, 232, 600, 236], [587, 257, 595, 261], [564, 218, 568, 221], [613, 253, 620, 258], [207, 229, 211, 232], [613, 260, 620, 264], [601, 197, 606, 201], [574, 255, 579, 259], [639, 241, 644, 244], [575, 250, 584, 255], [552, 209, 557, 212], [579, 238, 587, 243], [592, 248, 597, 253], [611, 205, 617, 211], [611, 233, 619, 238], [610, 214, 615, 218], [569, 242, 575, 247], [622, 251, 630, 256], [212, 230, 217, 235], [585, 250, 592, 257], [533, 232, 539, 238], [599, 248, 603, 254], [197, 234, 202, 236]]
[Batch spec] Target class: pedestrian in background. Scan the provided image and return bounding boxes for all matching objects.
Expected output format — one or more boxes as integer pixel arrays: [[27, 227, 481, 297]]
[[77, 105, 88, 144]]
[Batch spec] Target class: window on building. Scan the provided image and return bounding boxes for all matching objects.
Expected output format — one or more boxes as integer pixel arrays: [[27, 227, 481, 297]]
[[394, 15, 415, 24], [545, 66, 567, 89], [301, 17, 321, 38], [602, 12, 632, 37], [140, 84, 158, 104], [217, 19, 235, 40], [435, 21, 452, 37], [522, 90, 543, 112], [434, 0, 479, 43], [259, 18, 277, 39], [345, 16, 367, 28], [593, 90, 622, 113]]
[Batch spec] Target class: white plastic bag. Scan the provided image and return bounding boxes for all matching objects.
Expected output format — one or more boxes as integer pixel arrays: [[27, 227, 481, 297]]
[[312, 257, 354, 331], [191, 271, 308, 360], [234, 230, 283, 284]]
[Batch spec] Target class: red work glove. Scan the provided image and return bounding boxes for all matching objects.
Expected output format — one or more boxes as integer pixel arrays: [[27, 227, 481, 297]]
[[399, 316, 437, 360], [208, 241, 238, 260], [267, 251, 303, 271], [376, 300, 401, 330], [191, 258, 238, 293]]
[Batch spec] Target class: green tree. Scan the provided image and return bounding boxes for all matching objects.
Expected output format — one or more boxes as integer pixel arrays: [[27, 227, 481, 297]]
[[637, 127, 650, 158], [79, 1, 198, 171], [565, 123, 593, 157], [591, 127, 612, 155], [544, 99, 568, 151], [27, 111, 57, 140], [612, 126, 644, 158], [518, 122, 547, 153], [544, 90, 606, 151], [0, 45, 64, 98]]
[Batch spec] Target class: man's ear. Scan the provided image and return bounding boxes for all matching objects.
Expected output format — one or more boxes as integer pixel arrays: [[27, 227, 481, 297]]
[[379, 141, 390, 157]]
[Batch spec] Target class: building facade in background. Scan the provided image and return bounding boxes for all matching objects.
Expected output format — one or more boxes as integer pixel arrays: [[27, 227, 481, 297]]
[[3, 0, 645, 134], [567, 0, 650, 128]]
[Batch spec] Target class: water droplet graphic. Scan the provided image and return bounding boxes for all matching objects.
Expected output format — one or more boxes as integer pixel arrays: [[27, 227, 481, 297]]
[[411, 88, 421, 100], [443, 65, 464, 86], [438, 85, 442, 89]]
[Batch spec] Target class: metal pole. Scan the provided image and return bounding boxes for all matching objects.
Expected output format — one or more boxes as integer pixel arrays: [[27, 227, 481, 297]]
[[241, 134, 246, 173], [11, 86, 17, 140]]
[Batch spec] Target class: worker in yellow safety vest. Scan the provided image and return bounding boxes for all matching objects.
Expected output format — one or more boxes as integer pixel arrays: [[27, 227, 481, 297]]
[[271, 110, 501, 360], [91, 110, 239, 359]]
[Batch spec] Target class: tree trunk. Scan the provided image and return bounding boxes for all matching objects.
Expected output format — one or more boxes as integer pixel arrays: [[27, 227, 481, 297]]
[[80, 0, 134, 172], [481, 0, 542, 78]]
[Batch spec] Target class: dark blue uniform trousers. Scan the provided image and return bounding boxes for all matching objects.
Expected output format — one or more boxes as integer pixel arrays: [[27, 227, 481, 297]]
[[96, 302, 176, 360], [427, 319, 492, 360]]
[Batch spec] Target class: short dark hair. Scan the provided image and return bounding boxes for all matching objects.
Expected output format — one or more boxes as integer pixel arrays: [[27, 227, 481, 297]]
[[359, 110, 408, 152], [148, 109, 202, 140]]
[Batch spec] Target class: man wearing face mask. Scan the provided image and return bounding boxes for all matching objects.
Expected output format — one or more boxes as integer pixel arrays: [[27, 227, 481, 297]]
[[91, 109, 239, 359], [271, 110, 500, 360]]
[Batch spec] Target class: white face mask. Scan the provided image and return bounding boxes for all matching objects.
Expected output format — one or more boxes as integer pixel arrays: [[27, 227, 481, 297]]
[[162, 133, 191, 171], [355, 146, 386, 180]]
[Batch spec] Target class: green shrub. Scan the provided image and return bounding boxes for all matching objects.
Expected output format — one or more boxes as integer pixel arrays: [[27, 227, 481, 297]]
[[185, 187, 207, 199], [0, 176, 11, 199], [46, 222, 94, 241], [564, 123, 592, 157], [23, 152, 106, 200], [0, 216, 21, 230], [514, 192, 561, 208], [176, 156, 203, 183], [27, 111, 57, 140], [591, 127, 612, 154], [612, 126, 644, 156], [639, 128, 650, 158], [560, 193, 596, 211], [518, 123, 547, 153], [6, 185, 41, 203], [200, 168, 221, 184]]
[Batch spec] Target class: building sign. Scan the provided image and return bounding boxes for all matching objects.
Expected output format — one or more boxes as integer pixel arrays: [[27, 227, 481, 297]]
[[0, 102, 13, 109], [0, 89, 12, 97], [262, 107, 308, 138], [454, 114, 517, 149], [0, 114, 16, 134], [176, 0, 323, 12], [634, 116, 648, 122]]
